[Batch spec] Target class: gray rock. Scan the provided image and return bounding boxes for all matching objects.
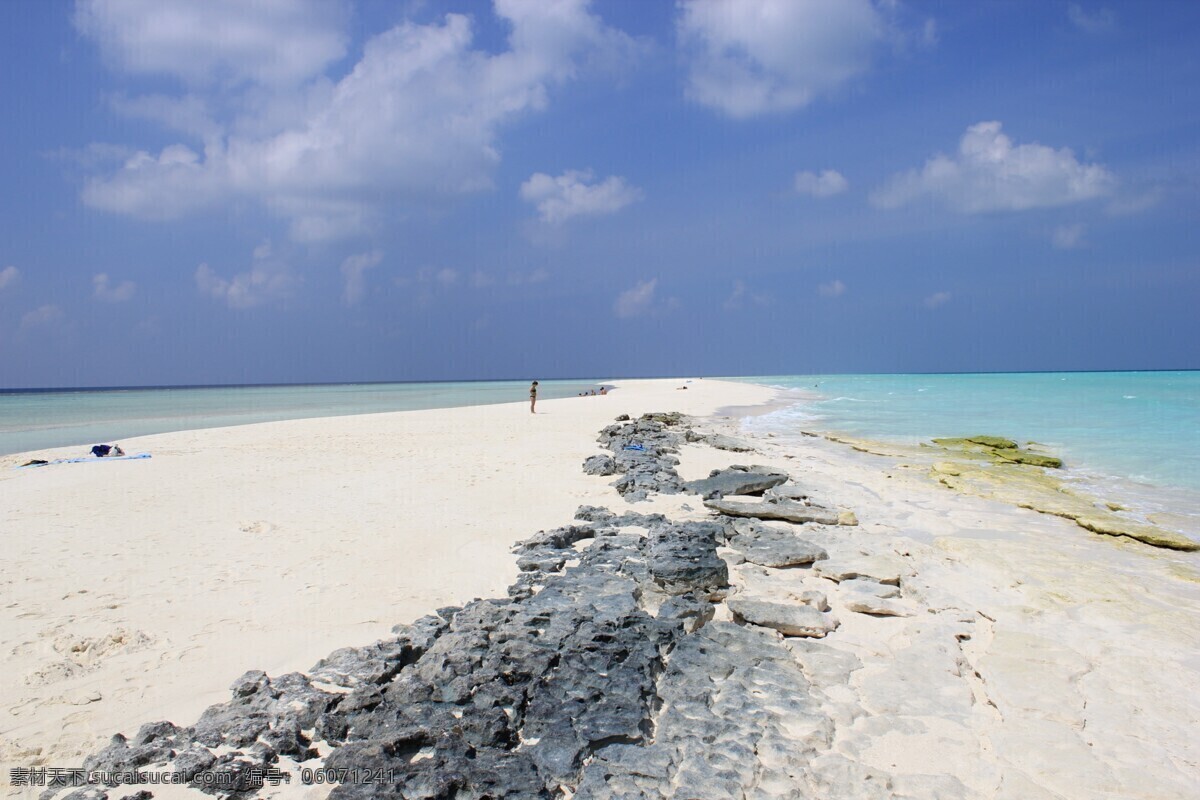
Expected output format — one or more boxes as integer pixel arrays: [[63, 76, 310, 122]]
[[725, 519, 828, 567], [648, 522, 729, 596], [704, 433, 755, 452], [684, 465, 789, 497], [727, 597, 839, 638], [593, 417, 689, 502], [582, 454, 617, 476], [705, 496, 844, 525], [763, 484, 816, 502]]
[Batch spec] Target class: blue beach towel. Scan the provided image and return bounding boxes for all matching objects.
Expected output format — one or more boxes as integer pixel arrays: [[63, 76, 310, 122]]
[[623, 443, 645, 451], [15, 453, 152, 469]]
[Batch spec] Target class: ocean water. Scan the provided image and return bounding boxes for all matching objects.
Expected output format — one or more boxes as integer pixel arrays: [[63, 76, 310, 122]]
[[735, 371, 1200, 528], [0, 380, 599, 457]]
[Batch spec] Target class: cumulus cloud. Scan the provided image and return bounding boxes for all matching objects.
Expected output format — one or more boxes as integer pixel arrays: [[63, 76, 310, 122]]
[[1051, 224, 1086, 250], [340, 250, 383, 306], [21, 304, 64, 330], [924, 291, 951, 309], [77, 1, 638, 241], [871, 121, 1115, 213], [74, 0, 349, 86], [818, 279, 846, 298], [794, 169, 848, 198], [0, 265, 19, 290], [93, 273, 136, 302], [195, 242, 297, 309], [614, 278, 658, 318], [1068, 3, 1115, 34], [520, 170, 642, 223], [677, 0, 887, 118]]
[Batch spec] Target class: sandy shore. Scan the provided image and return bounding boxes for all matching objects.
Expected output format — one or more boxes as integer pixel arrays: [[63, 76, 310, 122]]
[[0, 378, 774, 775], [4, 376, 1199, 798]]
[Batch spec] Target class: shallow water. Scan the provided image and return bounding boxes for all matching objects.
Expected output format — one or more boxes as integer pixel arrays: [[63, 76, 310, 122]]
[[733, 371, 1200, 537], [0, 379, 599, 456]]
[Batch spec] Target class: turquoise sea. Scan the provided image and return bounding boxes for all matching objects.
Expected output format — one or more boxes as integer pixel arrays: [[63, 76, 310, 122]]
[[0, 380, 598, 457], [734, 371, 1200, 536]]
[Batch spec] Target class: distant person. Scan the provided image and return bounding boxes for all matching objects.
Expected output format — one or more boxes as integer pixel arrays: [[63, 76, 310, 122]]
[[530, 381, 538, 413], [600, 386, 608, 395]]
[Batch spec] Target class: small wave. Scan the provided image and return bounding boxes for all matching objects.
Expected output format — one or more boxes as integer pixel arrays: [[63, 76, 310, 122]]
[[1123, 395, 1137, 399]]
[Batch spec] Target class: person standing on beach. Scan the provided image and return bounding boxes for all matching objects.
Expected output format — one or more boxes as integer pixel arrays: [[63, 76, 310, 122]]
[[530, 381, 538, 413]]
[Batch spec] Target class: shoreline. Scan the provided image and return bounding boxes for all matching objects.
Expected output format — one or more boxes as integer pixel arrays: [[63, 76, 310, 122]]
[[0, 378, 779, 777], [4, 378, 1199, 797]]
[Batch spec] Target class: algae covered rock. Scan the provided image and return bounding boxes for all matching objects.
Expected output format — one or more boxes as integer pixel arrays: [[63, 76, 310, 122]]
[[992, 450, 1063, 469], [966, 435, 1019, 449], [933, 434, 1063, 469]]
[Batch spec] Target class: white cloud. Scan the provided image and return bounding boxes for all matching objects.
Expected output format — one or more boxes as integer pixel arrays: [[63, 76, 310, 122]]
[[93, 273, 136, 302], [794, 169, 848, 198], [195, 242, 296, 309], [78, 1, 638, 241], [1051, 224, 1086, 250], [21, 304, 64, 330], [1068, 4, 1115, 34], [724, 279, 771, 310], [871, 121, 1115, 213], [520, 169, 642, 223], [677, 0, 887, 118], [0, 266, 19, 290], [818, 279, 846, 298], [924, 291, 951, 309], [614, 278, 658, 318], [340, 250, 383, 306], [74, 0, 349, 86]]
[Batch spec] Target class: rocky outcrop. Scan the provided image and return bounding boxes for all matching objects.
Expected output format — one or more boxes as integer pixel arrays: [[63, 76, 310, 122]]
[[723, 519, 828, 568], [588, 413, 691, 502], [703, 496, 856, 526], [581, 454, 616, 476], [683, 465, 789, 498]]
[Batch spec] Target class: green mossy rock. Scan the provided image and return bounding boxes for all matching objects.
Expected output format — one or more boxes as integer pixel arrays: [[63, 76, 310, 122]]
[[1074, 516, 1199, 552], [992, 450, 1064, 469], [966, 435, 1018, 449]]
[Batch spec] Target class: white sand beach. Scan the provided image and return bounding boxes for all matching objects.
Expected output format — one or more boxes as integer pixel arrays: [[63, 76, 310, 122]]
[[3, 377, 1199, 798], [0, 379, 772, 776]]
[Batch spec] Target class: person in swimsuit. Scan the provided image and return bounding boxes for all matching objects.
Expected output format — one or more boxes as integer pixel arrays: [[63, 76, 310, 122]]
[[530, 380, 538, 413]]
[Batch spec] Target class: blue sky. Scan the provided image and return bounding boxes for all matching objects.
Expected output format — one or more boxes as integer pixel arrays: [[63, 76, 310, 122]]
[[1, 0, 1197, 388]]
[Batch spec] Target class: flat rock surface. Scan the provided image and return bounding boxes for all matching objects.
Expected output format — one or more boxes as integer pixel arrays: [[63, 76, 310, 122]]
[[814, 553, 910, 585], [704, 496, 844, 525], [684, 465, 789, 497], [725, 519, 829, 568], [727, 597, 839, 638]]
